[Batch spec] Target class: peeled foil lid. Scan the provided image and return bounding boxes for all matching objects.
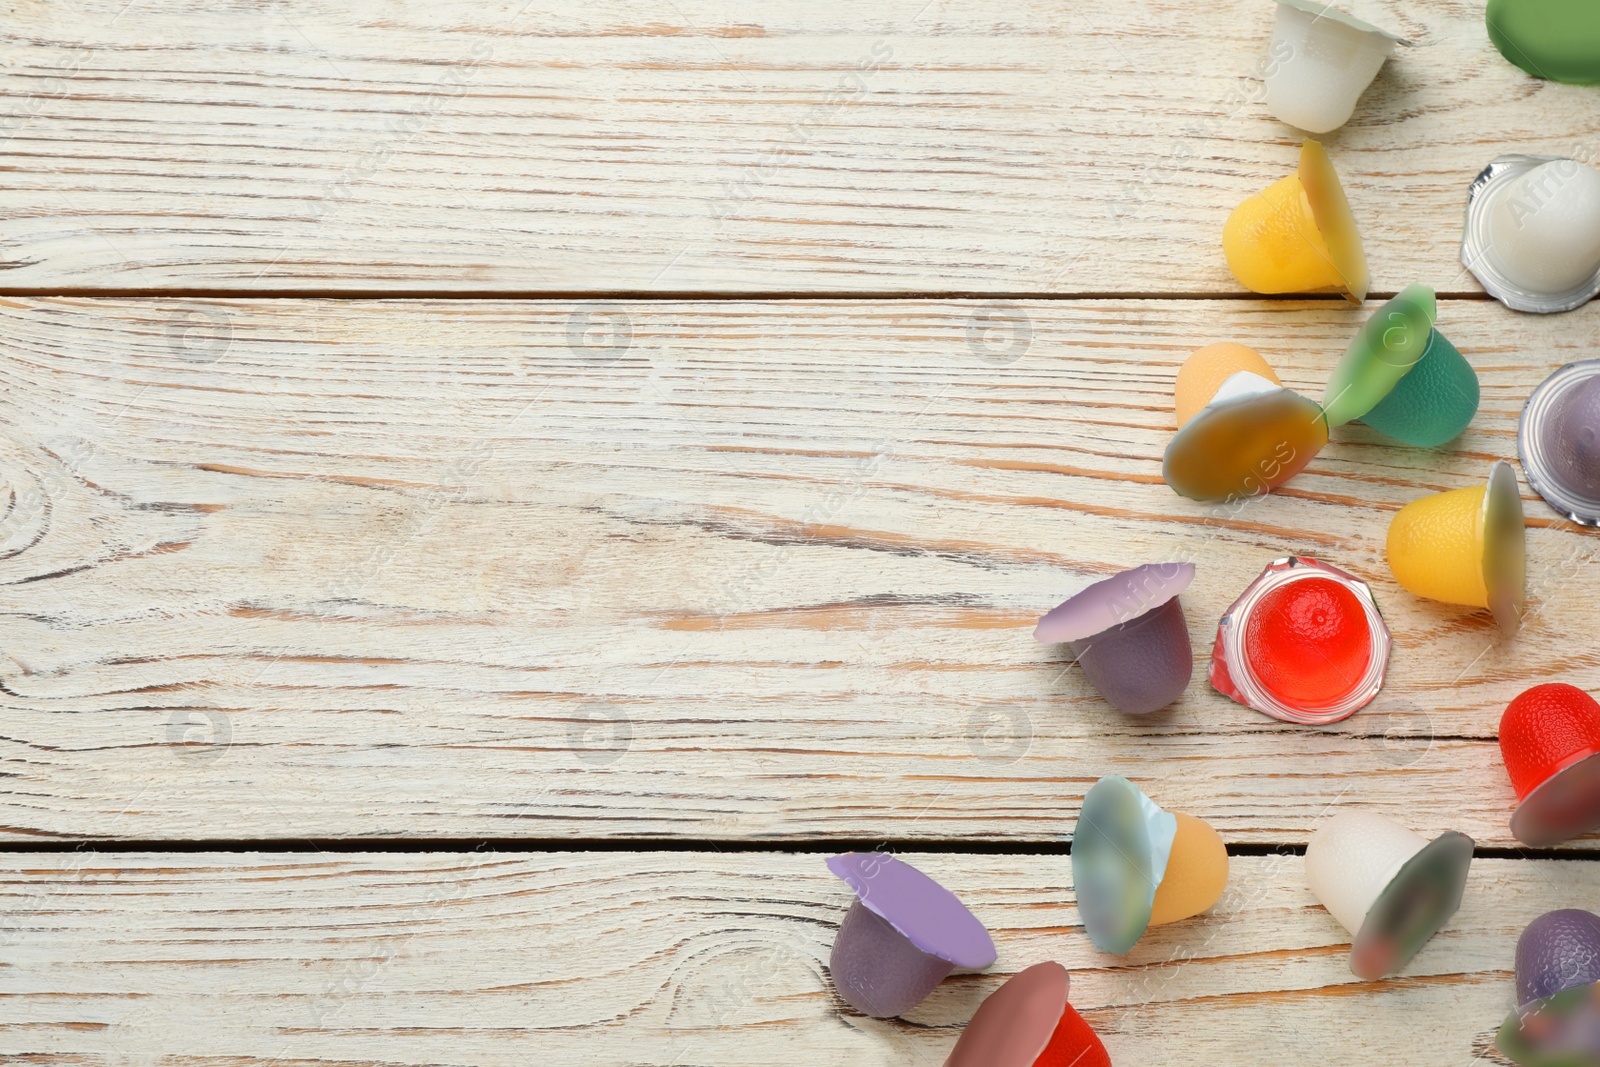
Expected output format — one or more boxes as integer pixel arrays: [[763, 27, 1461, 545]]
[[1520, 360, 1600, 527], [1512, 751, 1600, 848], [1321, 284, 1437, 428], [1462, 155, 1600, 314], [826, 853, 997, 969], [1162, 373, 1329, 502], [1483, 460, 1526, 633], [942, 962, 1070, 1067], [1498, 981, 1600, 1067], [1351, 830, 1474, 980], [1072, 775, 1178, 955], [1276, 0, 1413, 43], [1035, 562, 1195, 645]]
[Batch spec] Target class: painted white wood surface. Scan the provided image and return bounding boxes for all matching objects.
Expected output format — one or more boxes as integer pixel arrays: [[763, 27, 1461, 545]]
[[2, 296, 1596, 845], [0, 851, 1555, 1065], [2, 0, 1596, 293]]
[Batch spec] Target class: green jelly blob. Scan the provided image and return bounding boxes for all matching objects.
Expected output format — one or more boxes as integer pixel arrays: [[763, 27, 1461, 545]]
[[1360, 329, 1480, 447], [1488, 0, 1600, 85], [1322, 283, 1437, 428]]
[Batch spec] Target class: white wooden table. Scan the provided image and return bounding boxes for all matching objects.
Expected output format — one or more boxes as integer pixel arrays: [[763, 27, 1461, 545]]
[[1, 1, 1595, 1063]]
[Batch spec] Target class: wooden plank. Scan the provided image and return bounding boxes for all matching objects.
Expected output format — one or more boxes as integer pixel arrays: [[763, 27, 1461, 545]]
[[2, 296, 1598, 845], [2, 0, 1595, 293], [0, 850, 1563, 1064]]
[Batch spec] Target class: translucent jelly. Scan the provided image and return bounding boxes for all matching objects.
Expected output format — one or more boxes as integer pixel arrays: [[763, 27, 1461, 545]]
[[1243, 576, 1373, 707]]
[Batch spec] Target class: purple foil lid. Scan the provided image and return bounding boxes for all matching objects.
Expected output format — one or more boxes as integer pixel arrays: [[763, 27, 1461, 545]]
[[1035, 562, 1197, 644], [827, 854, 997, 970]]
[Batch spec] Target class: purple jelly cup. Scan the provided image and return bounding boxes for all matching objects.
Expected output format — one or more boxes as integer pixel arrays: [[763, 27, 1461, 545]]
[[826, 853, 997, 1018], [1520, 360, 1600, 526], [1035, 563, 1196, 715], [1498, 909, 1600, 1064]]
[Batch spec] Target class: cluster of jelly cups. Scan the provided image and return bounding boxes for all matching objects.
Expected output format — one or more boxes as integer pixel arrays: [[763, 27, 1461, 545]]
[[1305, 811, 1474, 980], [1070, 776, 1230, 955], [1498, 909, 1600, 1065]]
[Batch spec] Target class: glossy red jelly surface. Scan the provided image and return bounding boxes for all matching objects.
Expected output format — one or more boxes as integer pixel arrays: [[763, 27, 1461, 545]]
[[1501, 683, 1600, 800], [1243, 576, 1373, 708], [1033, 1001, 1111, 1067]]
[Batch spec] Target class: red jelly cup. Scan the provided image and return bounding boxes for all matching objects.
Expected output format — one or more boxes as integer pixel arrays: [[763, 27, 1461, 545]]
[[1211, 556, 1391, 725], [1500, 683, 1600, 847]]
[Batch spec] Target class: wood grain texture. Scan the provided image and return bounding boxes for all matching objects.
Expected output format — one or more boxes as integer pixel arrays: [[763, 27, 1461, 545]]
[[0, 850, 1565, 1065], [2, 296, 1598, 845], [2, 0, 1597, 293]]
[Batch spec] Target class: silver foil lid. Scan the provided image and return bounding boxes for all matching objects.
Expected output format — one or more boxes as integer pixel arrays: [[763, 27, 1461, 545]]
[[1462, 154, 1600, 314]]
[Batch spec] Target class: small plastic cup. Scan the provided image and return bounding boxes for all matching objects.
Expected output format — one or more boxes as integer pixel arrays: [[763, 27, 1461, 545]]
[[1071, 775, 1229, 955], [1035, 563, 1195, 715], [1499, 683, 1600, 847], [1174, 343, 1282, 428], [1305, 810, 1473, 980], [826, 853, 997, 1018], [1385, 460, 1526, 631], [1211, 556, 1391, 725], [1265, 0, 1407, 134], [1497, 909, 1600, 1065], [1224, 138, 1369, 302], [1463, 155, 1600, 314], [942, 962, 1110, 1067], [1520, 360, 1600, 526], [1163, 370, 1329, 502], [1321, 283, 1480, 447]]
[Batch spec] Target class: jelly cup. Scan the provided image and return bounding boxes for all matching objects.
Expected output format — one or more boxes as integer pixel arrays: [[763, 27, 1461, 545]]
[[1304, 810, 1474, 980], [1463, 155, 1600, 314], [1211, 556, 1391, 726], [1071, 775, 1228, 955], [942, 962, 1110, 1067], [1520, 360, 1600, 526], [826, 853, 997, 1018], [1265, 0, 1408, 134], [1487, 0, 1600, 85], [1321, 283, 1480, 447], [1035, 562, 1195, 715], [1163, 370, 1329, 502], [1497, 909, 1600, 1066], [1223, 138, 1370, 302], [1499, 683, 1600, 847], [1385, 460, 1526, 631], [1174, 342, 1282, 428]]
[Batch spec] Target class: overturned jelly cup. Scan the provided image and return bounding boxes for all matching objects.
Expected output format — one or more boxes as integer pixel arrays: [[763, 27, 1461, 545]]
[[1520, 360, 1600, 526], [1224, 138, 1370, 302], [1497, 909, 1600, 1066], [1463, 155, 1600, 314], [1035, 563, 1195, 715], [1386, 460, 1525, 631], [1305, 810, 1473, 980], [1500, 683, 1600, 848], [1265, 0, 1408, 134], [826, 853, 996, 1018], [942, 962, 1110, 1067], [1071, 775, 1228, 956], [1163, 369, 1328, 502], [1322, 283, 1479, 447]]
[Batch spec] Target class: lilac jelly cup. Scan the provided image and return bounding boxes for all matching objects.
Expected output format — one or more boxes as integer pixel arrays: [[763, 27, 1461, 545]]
[[1035, 563, 1196, 715], [826, 853, 996, 1018], [1520, 360, 1600, 526], [1498, 909, 1600, 1064]]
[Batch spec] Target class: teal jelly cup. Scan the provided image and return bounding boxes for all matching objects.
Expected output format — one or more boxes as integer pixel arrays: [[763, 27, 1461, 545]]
[[1360, 328, 1480, 447]]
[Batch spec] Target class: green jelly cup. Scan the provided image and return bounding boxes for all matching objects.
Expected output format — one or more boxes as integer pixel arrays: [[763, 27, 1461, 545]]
[[1321, 283, 1480, 446], [1359, 329, 1480, 447]]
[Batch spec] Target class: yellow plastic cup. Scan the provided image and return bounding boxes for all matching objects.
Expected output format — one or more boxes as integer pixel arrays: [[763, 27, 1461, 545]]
[[1386, 461, 1526, 630], [1223, 139, 1370, 303], [1175, 343, 1282, 428]]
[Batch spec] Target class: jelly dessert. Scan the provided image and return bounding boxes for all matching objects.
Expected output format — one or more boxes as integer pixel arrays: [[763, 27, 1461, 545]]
[[1520, 360, 1600, 525], [1321, 283, 1479, 447], [1463, 155, 1600, 314], [1386, 460, 1526, 631], [1035, 562, 1194, 715], [943, 962, 1110, 1067], [827, 853, 997, 1017], [1174, 342, 1281, 428], [1499, 683, 1600, 847], [1487, 0, 1600, 84], [1212, 556, 1390, 725], [1071, 775, 1228, 955], [1305, 810, 1474, 980], [1224, 138, 1370, 302], [1265, 0, 1408, 133], [1497, 909, 1600, 1066], [1163, 369, 1328, 502]]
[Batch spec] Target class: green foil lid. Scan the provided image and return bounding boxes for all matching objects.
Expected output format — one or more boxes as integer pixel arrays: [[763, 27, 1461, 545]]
[[1322, 284, 1438, 428], [1488, 0, 1600, 85]]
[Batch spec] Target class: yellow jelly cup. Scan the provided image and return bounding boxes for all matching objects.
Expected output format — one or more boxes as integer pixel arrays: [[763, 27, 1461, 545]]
[[1223, 138, 1370, 303], [1386, 460, 1526, 630], [1148, 812, 1229, 927], [1175, 343, 1283, 428]]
